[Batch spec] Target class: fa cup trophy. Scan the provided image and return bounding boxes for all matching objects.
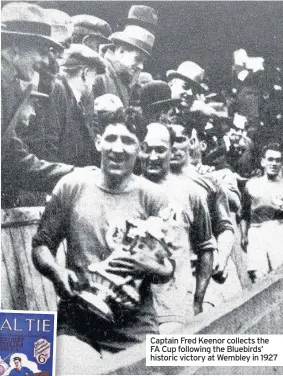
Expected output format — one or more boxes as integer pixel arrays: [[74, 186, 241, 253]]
[[75, 216, 174, 323]]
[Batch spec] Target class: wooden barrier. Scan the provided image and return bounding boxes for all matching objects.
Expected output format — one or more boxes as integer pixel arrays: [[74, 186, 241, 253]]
[[94, 265, 283, 375], [2, 207, 283, 374], [1, 207, 65, 311]]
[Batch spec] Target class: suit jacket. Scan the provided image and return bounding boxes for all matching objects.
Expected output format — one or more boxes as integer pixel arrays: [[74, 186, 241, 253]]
[[93, 50, 133, 107], [1, 55, 73, 208], [53, 77, 98, 167]]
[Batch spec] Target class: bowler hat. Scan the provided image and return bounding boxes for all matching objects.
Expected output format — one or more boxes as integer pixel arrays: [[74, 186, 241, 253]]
[[72, 14, 112, 43], [1, 2, 64, 51], [110, 25, 155, 56], [167, 61, 207, 93], [126, 5, 158, 33], [60, 43, 106, 74], [140, 80, 180, 109]]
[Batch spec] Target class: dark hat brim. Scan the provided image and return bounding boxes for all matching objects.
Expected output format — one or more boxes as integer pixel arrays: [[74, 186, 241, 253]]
[[110, 33, 152, 56], [91, 33, 112, 44], [1, 30, 64, 51], [166, 70, 207, 93]]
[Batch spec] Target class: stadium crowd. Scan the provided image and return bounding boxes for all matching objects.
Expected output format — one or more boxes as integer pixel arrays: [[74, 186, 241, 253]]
[[1, 2, 283, 372]]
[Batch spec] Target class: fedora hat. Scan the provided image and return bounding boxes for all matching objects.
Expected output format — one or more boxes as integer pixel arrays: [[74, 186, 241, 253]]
[[140, 80, 180, 109], [110, 25, 155, 56], [126, 5, 158, 33], [72, 14, 112, 44], [167, 61, 207, 93], [1, 2, 64, 51]]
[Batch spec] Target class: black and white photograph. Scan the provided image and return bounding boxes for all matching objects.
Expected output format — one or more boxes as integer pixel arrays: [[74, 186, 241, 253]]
[[1, 1, 283, 375]]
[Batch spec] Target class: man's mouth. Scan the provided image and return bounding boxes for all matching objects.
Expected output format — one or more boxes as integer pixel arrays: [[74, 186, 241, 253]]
[[147, 162, 161, 171], [171, 153, 183, 161], [108, 156, 125, 166], [171, 155, 181, 160]]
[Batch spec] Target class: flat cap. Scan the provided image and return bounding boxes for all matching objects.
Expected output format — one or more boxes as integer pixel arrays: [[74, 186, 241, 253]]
[[60, 43, 106, 74], [94, 94, 123, 114], [46, 8, 74, 44], [72, 14, 112, 42]]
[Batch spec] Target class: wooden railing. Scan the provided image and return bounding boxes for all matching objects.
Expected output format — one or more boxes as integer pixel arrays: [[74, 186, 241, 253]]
[[2, 208, 283, 375], [1, 207, 66, 311], [95, 265, 283, 375]]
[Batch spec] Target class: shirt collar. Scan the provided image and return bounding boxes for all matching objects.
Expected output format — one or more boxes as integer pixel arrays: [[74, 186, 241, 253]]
[[1, 54, 19, 87]]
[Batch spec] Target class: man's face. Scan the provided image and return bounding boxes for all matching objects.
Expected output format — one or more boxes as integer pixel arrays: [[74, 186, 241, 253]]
[[228, 126, 244, 145], [187, 128, 205, 165], [118, 47, 147, 77], [83, 68, 97, 94], [261, 149, 282, 177], [14, 360, 21, 369], [140, 126, 171, 182], [15, 44, 50, 81], [168, 78, 194, 107], [138, 73, 153, 87], [19, 99, 36, 127], [85, 35, 105, 53], [98, 123, 139, 180], [170, 124, 190, 170]]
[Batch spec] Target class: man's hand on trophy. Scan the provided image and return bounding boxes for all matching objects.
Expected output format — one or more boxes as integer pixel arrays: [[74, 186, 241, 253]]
[[53, 267, 80, 299], [106, 254, 174, 279]]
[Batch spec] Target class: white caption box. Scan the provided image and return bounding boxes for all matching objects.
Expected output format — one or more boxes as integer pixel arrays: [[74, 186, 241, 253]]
[[146, 335, 283, 366]]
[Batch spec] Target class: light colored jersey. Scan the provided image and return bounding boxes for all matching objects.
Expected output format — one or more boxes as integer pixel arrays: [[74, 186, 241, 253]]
[[243, 173, 283, 276], [243, 174, 283, 224], [151, 173, 215, 324], [33, 168, 173, 350]]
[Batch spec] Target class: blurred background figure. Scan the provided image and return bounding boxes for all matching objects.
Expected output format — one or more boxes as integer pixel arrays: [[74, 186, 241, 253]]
[[241, 142, 283, 283], [139, 72, 154, 86], [93, 5, 158, 107], [167, 61, 207, 109], [71, 14, 112, 53], [1, 2, 74, 208], [140, 80, 179, 123]]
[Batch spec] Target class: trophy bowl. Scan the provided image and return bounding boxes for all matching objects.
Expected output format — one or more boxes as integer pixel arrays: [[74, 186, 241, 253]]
[[75, 217, 173, 323], [76, 265, 141, 323]]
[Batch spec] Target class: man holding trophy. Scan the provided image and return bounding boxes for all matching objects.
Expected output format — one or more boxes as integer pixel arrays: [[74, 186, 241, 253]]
[[32, 108, 177, 372]]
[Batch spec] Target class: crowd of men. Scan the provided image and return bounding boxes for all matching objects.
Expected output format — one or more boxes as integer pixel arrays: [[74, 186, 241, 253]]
[[1, 2, 283, 373]]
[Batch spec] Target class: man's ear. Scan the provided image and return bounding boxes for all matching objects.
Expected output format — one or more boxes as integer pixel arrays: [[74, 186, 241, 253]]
[[200, 140, 207, 152], [82, 35, 90, 46], [260, 157, 266, 169], [81, 67, 89, 81], [11, 43, 20, 58], [95, 134, 102, 152], [136, 142, 141, 155], [116, 45, 124, 55]]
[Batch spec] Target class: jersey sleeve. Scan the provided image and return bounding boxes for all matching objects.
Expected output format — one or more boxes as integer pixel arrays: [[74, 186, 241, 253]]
[[241, 181, 252, 222], [32, 174, 73, 254], [183, 187, 217, 253], [211, 185, 234, 236]]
